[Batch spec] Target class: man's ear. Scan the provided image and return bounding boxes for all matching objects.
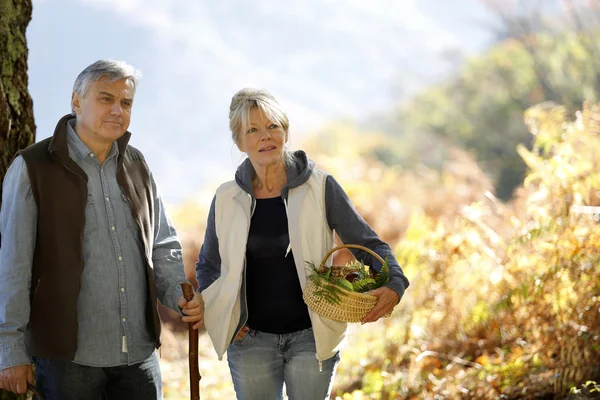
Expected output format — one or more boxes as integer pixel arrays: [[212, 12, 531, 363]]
[[71, 92, 81, 115]]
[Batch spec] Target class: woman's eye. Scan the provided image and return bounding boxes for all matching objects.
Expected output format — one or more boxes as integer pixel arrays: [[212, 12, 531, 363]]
[[269, 124, 279, 129]]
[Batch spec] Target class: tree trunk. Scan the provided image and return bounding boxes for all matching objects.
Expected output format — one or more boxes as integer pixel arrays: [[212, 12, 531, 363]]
[[0, 1, 35, 399], [0, 0, 36, 210]]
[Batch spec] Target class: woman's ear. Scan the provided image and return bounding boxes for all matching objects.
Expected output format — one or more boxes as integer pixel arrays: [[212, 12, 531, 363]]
[[235, 138, 245, 153]]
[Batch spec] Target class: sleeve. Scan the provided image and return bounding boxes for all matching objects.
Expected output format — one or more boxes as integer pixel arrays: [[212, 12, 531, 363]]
[[325, 175, 409, 300], [0, 156, 36, 370], [196, 195, 222, 293], [149, 174, 187, 314]]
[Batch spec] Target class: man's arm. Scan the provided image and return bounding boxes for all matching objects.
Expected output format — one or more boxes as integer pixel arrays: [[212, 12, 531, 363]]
[[0, 156, 36, 370], [149, 174, 187, 313]]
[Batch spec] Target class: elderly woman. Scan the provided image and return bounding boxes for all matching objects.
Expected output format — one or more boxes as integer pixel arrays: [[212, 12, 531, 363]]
[[196, 88, 409, 400]]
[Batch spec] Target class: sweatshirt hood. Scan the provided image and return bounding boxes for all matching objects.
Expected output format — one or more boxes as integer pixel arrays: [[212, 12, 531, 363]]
[[234, 150, 315, 199]]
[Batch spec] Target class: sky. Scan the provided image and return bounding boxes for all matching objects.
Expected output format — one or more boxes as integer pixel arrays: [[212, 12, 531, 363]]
[[27, 0, 494, 207]]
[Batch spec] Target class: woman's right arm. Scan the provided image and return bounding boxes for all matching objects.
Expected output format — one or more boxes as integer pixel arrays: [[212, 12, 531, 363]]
[[196, 195, 222, 292]]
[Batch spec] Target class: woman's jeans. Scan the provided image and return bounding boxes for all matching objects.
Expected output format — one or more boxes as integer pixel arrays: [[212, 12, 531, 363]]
[[34, 351, 162, 400], [227, 327, 340, 400]]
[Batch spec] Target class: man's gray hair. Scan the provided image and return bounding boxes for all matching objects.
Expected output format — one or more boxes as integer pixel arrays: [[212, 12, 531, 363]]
[[71, 60, 142, 114]]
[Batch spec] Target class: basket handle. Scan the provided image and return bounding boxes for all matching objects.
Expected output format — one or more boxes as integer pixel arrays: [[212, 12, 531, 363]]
[[320, 244, 385, 269]]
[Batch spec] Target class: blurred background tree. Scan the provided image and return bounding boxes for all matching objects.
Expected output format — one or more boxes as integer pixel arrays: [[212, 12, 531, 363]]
[[362, 0, 600, 200]]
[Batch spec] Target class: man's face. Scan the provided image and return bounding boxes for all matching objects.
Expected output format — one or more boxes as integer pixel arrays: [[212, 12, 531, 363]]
[[71, 77, 134, 144]]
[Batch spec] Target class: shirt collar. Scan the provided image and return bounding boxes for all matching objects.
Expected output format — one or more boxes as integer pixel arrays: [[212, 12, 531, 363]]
[[66, 119, 119, 162]]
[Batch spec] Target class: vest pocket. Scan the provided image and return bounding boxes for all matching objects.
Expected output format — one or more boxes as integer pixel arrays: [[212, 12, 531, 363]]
[[84, 194, 98, 234]]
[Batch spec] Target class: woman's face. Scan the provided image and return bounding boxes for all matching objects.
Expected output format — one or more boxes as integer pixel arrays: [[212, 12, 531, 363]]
[[237, 107, 287, 169]]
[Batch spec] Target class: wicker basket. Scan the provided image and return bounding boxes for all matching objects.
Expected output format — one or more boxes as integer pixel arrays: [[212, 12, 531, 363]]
[[303, 244, 391, 323]]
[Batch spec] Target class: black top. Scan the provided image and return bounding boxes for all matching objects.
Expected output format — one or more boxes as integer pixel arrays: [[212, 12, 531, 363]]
[[245, 196, 312, 333]]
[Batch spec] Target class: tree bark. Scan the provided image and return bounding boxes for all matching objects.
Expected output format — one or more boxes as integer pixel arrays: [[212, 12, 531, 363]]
[[0, 1, 35, 399], [0, 0, 36, 210]]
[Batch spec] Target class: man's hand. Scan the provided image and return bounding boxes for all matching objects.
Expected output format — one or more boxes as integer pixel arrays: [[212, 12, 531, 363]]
[[0, 364, 33, 395], [178, 292, 204, 330], [361, 286, 400, 324]]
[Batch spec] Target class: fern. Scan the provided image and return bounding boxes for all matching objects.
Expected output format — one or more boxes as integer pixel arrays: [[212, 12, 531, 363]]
[[306, 261, 345, 305], [352, 277, 376, 292], [332, 277, 354, 291], [309, 275, 345, 305], [374, 256, 390, 288], [354, 260, 371, 280]]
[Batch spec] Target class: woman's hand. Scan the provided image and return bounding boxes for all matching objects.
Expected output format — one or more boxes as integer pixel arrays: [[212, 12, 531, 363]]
[[361, 287, 399, 324], [178, 292, 205, 330]]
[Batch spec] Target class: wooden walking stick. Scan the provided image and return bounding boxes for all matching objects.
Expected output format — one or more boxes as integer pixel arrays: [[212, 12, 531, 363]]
[[27, 382, 44, 400], [180, 282, 201, 400]]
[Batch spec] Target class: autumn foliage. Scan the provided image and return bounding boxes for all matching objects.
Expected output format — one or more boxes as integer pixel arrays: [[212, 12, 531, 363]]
[[309, 103, 600, 399]]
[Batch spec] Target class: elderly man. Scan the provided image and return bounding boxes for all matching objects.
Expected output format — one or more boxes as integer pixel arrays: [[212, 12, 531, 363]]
[[0, 60, 203, 399]]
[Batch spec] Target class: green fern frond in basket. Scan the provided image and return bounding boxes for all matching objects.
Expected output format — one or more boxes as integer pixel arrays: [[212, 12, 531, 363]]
[[314, 287, 344, 305], [347, 256, 390, 292], [374, 256, 390, 288], [352, 277, 376, 292], [306, 261, 345, 305], [332, 278, 354, 291], [309, 276, 345, 305], [357, 261, 371, 280], [306, 261, 318, 275], [307, 261, 332, 280]]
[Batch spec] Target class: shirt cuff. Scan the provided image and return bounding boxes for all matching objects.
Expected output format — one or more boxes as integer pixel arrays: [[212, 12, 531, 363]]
[[0, 342, 31, 371], [385, 280, 406, 304], [166, 281, 186, 315]]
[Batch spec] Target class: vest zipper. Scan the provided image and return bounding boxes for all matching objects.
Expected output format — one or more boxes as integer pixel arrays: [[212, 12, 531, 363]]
[[283, 198, 292, 257]]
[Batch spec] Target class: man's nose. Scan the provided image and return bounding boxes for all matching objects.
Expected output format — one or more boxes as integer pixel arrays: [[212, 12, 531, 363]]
[[110, 102, 123, 115]]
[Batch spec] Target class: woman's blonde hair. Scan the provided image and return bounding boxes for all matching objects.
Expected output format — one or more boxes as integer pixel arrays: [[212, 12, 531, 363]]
[[229, 88, 290, 144]]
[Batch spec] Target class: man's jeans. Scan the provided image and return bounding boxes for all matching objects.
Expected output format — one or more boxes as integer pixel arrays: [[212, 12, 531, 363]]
[[34, 351, 162, 400], [227, 327, 340, 400]]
